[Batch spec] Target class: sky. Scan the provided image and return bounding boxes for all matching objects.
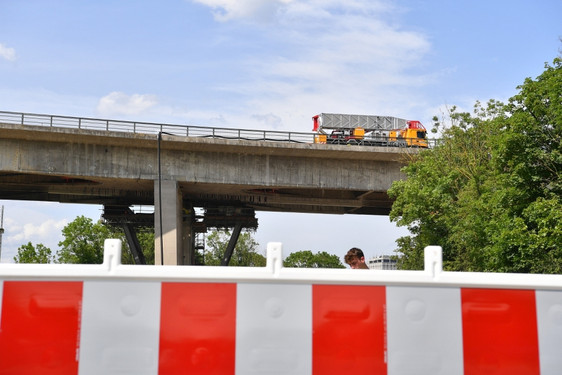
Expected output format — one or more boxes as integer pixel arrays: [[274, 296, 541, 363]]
[[0, 0, 560, 264]]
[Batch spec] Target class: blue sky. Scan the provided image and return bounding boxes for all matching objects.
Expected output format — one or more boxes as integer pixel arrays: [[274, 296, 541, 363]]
[[0, 0, 560, 263]]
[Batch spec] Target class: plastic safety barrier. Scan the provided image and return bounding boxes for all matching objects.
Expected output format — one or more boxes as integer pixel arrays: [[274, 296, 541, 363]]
[[1, 241, 561, 374]]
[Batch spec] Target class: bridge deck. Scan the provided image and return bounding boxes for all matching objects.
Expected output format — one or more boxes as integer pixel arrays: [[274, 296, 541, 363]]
[[0, 112, 417, 216]]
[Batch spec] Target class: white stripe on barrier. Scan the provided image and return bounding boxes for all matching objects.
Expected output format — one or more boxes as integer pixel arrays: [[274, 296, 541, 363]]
[[536, 290, 562, 375], [236, 283, 312, 374], [387, 286, 464, 375], [78, 281, 161, 375]]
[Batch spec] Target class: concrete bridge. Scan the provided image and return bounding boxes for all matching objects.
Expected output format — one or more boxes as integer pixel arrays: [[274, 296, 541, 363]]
[[0, 111, 417, 265]]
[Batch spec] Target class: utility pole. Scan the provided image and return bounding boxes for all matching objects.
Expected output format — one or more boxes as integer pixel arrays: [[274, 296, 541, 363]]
[[0, 205, 4, 261]]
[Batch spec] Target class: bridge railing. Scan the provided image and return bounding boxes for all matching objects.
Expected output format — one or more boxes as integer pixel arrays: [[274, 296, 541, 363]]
[[0, 110, 440, 147], [0, 110, 316, 144]]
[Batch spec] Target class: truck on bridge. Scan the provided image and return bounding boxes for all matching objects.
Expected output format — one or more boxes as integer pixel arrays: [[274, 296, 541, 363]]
[[313, 113, 429, 147], [0, 240, 560, 374]]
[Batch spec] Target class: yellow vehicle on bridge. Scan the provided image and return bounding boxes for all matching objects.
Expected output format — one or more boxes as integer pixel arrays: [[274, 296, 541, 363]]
[[313, 113, 428, 148]]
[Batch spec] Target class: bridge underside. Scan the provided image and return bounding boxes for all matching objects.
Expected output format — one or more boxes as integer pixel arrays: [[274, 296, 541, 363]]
[[0, 172, 393, 215], [0, 172, 393, 265]]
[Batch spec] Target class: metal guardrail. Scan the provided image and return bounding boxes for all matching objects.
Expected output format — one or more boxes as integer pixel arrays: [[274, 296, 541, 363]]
[[0, 110, 315, 144], [0, 110, 440, 148]]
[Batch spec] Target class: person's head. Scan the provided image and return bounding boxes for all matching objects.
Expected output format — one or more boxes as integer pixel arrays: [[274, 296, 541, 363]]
[[344, 247, 368, 269]]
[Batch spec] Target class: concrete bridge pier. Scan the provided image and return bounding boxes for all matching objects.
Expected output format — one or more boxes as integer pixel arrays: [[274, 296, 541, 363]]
[[154, 180, 192, 265], [181, 202, 196, 265], [153, 179, 258, 266]]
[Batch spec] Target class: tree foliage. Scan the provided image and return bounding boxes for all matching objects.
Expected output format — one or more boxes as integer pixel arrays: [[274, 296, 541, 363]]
[[14, 242, 54, 264], [203, 230, 265, 266], [57, 216, 115, 264], [283, 250, 345, 268], [56, 216, 155, 265], [14, 215, 155, 265], [133, 230, 155, 265], [389, 57, 562, 273]]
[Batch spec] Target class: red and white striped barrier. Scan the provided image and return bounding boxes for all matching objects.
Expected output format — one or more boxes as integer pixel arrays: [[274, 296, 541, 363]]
[[0, 241, 561, 374]]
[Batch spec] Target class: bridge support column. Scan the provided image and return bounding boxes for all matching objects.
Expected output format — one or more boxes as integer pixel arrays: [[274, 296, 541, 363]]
[[181, 203, 196, 265], [154, 180, 183, 265]]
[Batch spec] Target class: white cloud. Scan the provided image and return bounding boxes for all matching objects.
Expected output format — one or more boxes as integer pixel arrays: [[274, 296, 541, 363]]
[[0, 202, 102, 263], [73, 1, 432, 131], [192, 0, 293, 22], [0, 43, 16, 61], [25, 219, 68, 239], [4, 217, 68, 262], [192, 0, 393, 23], [7, 218, 68, 243], [97, 92, 158, 117], [195, 1, 433, 129]]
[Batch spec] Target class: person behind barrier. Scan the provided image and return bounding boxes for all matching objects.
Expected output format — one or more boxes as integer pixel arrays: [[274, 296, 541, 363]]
[[344, 247, 369, 269]]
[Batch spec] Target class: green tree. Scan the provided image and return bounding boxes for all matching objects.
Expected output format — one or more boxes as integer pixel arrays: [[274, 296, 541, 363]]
[[134, 229, 155, 265], [55, 216, 155, 265], [283, 250, 345, 268], [14, 242, 54, 263], [56, 216, 114, 264], [389, 57, 562, 273], [203, 230, 265, 266], [483, 58, 562, 272], [116, 228, 155, 265], [389, 103, 501, 270]]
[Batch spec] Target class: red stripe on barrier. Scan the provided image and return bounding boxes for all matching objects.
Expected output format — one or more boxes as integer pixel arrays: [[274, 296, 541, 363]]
[[313, 285, 387, 375], [461, 288, 540, 375], [0, 281, 83, 375], [159, 282, 236, 375]]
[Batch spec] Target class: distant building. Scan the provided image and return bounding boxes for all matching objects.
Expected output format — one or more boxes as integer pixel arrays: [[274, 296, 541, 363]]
[[367, 255, 397, 270]]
